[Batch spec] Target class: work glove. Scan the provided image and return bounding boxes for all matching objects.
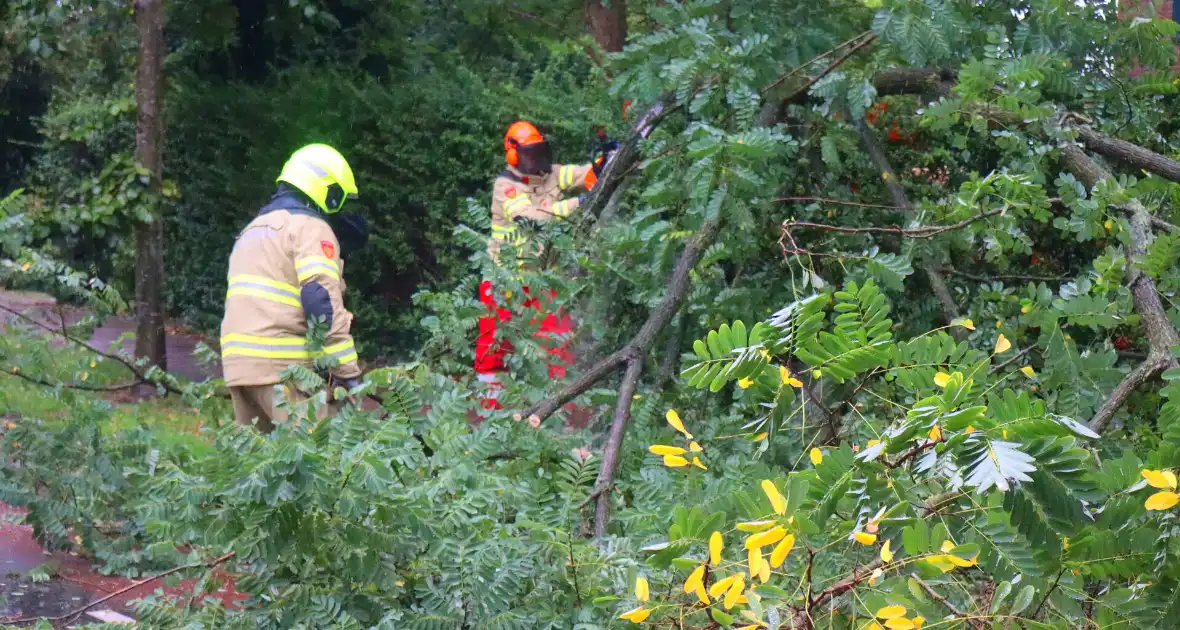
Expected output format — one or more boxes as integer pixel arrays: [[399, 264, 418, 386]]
[[334, 376, 363, 391]]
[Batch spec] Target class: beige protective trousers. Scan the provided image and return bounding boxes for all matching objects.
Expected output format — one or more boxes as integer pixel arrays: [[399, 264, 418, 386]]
[[230, 384, 336, 433]]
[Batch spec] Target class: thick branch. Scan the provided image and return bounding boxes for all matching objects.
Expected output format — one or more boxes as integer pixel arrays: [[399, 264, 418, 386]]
[[1075, 126, 1180, 184], [523, 217, 724, 423], [1058, 144, 1180, 432], [849, 117, 966, 341], [871, 67, 956, 98], [579, 95, 675, 226], [593, 357, 644, 537]]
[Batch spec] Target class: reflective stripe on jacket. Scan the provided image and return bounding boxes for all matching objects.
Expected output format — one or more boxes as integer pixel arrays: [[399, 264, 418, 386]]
[[219, 201, 361, 386], [488, 163, 593, 262]]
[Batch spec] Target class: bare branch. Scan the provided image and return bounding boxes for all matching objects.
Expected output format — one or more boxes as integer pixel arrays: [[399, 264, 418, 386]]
[[782, 35, 877, 104], [775, 196, 907, 210], [782, 207, 1004, 239], [1058, 144, 1180, 433], [593, 357, 644, 537]]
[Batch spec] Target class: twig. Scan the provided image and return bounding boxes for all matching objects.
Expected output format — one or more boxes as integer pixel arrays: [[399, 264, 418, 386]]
[[1033, 567, 1067, 618], [1151, 216, 1180, 233], [0, 302, 184, 395], [808, 558, 885, 610], [943, 268, 1066, 284], [0, 367, 141, 392], [783, 208, 1004, 239], [776, 196, 907, 210], [989, 346, 1033, 374], [762, 31, 874, 95], [782, 35, 877, 104], [884, 441, 937, 470], [1, 552, 236, 626], [576, 484, 610, 510], [910, 574, 970, 617]]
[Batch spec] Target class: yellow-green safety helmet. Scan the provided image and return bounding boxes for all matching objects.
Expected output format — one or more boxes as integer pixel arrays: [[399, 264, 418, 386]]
[[276, 143, 358, 214]]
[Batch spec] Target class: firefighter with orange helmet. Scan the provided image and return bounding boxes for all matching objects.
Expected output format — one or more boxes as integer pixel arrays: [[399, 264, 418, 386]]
[[475, 121, 599, 410], [220, 143, 369, 431]]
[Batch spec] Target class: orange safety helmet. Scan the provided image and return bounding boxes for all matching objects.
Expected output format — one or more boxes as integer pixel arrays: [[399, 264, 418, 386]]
[[504, 121, 552, 174]]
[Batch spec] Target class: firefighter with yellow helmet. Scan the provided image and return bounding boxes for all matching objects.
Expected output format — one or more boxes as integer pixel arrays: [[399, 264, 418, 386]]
[[220, 143, 368, 431]]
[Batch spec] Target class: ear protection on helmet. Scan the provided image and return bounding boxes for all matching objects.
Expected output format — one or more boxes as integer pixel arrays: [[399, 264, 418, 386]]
[[325, 183, 345, 211], [506, 137, 522, 167]]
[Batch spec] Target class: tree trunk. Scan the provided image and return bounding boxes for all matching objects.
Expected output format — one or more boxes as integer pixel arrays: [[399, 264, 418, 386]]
[[585, 0, 626, 53], [134, 0, 167, 375]]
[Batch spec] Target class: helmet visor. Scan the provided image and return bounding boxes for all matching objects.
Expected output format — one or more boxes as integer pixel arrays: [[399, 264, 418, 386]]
[[516, 141, 553, 175]]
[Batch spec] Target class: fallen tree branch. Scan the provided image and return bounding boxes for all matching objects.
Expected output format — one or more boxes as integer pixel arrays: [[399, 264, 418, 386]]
[[0, 302, 184, 396], [1, 551, 236, 626], [522, 217, 724, 424], [593, 356, 644, 537], [0, 367, 140, 392], [1074, 126, 1180, 185], [943, 267, 1067, 284], [1058, 144, 1180, 433]]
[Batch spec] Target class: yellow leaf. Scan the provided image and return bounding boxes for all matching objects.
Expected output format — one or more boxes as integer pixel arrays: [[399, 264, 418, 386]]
[[738, 377, 754, 389], [867, 439, 881, 448], [940, 540, 955, 553], [649, 445, 686, 456], [868, 624, 884, 630], [689, 441, 703, 452], [933, 372, 951, 388], [710, 531, 723, 565], [748, 546, 765, 578], [723, 573, 746, 610], [1019, 366, 1036, 378], [736, 626, 761, 630], [694, 581, 711, 605], [4, 422, 15, 430], [957, 318, 976, 330], [1142, 469, 1179, 490], [869, 567, 883, 585], [911, 617, 926, 628], [635, 576, 650, 602], [684, 564, 706, 593], [753, 432, 769, 441], [1145, 491, 1180, 511], [761, 480, 787, 515], [745, 526, 788, 549], [964, 426, 976, 434], [875, 605, 907, 619], [855, 532, 878, 545], [709, 573, 740, 598], [1020, 304, 1031, 314], [809, 447, 823, 465], [770, 534, 795, 568], [994, 334, 1012, 354], [736, 520, 776, 532], [885, 619, 915, 630], [928, 425, 942, 441], [947, 554, 977, 567], [619, 606, 651, 623], [779, 366, 803, 387], [666, 409, 693, 438], [663, 455, 689, 467], [757, 555, 771, 583], [691, 457, 707, 470], [925, 555, 956, 573], [880, 539, 894, 563], [80, 372, 88, 381], [89, 361, 96, 368], [1105, 218, 1113, 231], [812, 369, 822, 379]]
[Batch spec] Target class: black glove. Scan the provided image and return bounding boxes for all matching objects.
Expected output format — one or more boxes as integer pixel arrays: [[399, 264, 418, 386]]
[[515, 216, 546, 231]]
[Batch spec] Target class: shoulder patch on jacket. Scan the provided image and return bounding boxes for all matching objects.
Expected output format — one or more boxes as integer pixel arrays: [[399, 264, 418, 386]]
[[321, 240, 336, 259], [505, 185, 518, 199]]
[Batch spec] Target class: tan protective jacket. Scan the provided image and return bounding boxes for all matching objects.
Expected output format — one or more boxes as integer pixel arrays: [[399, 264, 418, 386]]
[[488, 163, 594, 262], [220, 204, 361, 386]]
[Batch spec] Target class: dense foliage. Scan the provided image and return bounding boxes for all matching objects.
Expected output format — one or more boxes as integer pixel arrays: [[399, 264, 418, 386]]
[[6, 0, 1180, 628]]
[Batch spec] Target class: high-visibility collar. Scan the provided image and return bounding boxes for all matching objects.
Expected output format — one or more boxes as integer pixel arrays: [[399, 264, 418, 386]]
[[258, 191, 329, 223]]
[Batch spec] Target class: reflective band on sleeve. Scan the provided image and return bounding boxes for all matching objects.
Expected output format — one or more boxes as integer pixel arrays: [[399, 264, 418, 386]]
[[492, 223, 523, 243], [324, 339, 358, 364], [559, 165, 575, 189], [226, 275, 302, 308], [553, 199, 575, 218], [295, 255, 341, 282], [502, 195, 532, 217]]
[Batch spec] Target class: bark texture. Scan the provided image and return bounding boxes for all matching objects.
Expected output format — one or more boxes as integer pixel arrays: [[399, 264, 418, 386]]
[[585, 0, 626, 53], [134, 0, 167, 375]]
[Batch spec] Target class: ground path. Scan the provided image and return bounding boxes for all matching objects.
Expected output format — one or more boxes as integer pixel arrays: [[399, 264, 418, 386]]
[[0, 291, 232, 625]]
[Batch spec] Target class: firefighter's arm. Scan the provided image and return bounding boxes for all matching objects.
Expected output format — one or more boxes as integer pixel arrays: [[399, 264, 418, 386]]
[[294, 222, 361, 379], [554, 163, 596, 194]]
